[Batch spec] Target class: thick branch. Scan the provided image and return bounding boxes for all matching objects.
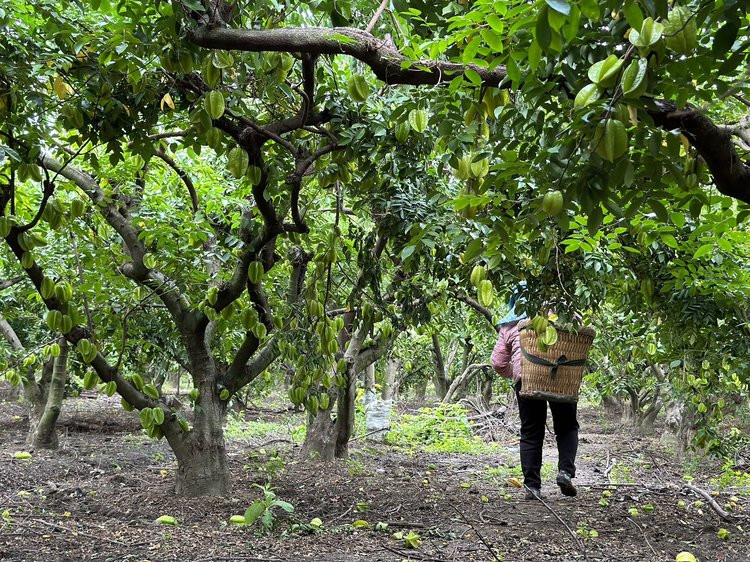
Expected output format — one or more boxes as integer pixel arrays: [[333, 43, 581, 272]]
[[443, 363, 492, 403], [189, 26, 507, 87], [224, 245, 312, 389], [649, 102, 750, 205], [0, 314, 24, 351], [354, 337, 391, 374], [366, 0, 390, 33], [40, 155, 191, 323]]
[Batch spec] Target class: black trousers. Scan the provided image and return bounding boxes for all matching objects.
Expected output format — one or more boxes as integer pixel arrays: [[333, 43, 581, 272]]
[[515, 381, 579, 489]]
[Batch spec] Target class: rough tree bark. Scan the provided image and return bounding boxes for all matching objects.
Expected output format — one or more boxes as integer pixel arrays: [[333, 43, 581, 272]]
[[0, 314, 68, 449], [431, 333, 449, 400], [442, 364, 492, 403], [27, 338, 68, 449], [363, 363, 376, 403], [662, 401, 697, 454], [382, 356, 401, 401], [414, 378, 428, 402]]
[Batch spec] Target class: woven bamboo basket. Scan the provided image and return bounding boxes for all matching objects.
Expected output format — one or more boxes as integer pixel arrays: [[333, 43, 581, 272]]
[[518, 319, 596, 403]]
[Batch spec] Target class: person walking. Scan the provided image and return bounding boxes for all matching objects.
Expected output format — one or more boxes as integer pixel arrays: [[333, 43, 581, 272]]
[[490, 290, 579, 500]]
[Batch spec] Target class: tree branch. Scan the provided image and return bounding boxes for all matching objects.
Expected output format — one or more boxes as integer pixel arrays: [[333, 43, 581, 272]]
[[452, 291, 497, 331], [649, 102, 750, 204], [0, 276, 24, 291], [40, 154, 191, 323], [154, 148, 199, 213], [17, 179, 55, 233], [354, 337, 391, 374], [366, 0, 390, 33], [189, 26, 507, 87]]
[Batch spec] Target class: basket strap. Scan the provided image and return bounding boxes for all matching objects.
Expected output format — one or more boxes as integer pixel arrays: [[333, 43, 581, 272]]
[[519, 343, 586, 381]]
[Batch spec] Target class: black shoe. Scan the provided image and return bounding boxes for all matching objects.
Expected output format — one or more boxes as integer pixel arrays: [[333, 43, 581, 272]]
[[524, 486, 544, 500], [556, 470, 577, 497]]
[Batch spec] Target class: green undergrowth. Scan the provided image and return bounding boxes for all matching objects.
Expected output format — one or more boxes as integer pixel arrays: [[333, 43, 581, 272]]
[[225, 412, 305, 443], [386, 403, 501, 454], [710, 461, 750, 496]]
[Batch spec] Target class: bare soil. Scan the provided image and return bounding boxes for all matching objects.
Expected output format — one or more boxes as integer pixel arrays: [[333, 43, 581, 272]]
[[0, 394, 747, 562]]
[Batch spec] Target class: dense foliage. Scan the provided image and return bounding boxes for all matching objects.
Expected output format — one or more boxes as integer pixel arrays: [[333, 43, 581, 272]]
[[1, 0, 748, 495]]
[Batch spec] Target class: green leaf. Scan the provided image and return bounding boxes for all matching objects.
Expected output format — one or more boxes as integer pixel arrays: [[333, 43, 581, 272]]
[[487, 15, 503, 32], [661, 234, 678, 249], [693, 244, 713, 259], [155, 515, 178, 525], [401, 245, 416, 260], [545, 0, 570, 15], [481, 29, 503, 52], [506, 56, 520, 83], [713, 20, 739, 56], [244, 502, 266, 526], [622, 1, 644, 30], [273, 500, 294, 513], [535, 6, 552, 49], [528, 40, 542, 72], [649, 199, 669, 223], [579, 0, 599, 20], [547, 7, 567, 30]]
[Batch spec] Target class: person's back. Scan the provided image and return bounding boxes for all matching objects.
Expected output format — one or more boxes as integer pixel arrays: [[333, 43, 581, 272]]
[[491, 290, 579, 499]]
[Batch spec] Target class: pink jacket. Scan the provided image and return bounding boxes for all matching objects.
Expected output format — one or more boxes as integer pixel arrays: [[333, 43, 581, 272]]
[[491, 321, 522, 382]]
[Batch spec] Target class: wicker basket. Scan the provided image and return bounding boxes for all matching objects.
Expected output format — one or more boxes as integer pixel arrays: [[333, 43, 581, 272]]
[[518, 320, 596, 403]]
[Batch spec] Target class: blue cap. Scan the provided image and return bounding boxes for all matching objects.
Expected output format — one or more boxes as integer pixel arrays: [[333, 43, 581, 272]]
[[498, 282, 527, 326]]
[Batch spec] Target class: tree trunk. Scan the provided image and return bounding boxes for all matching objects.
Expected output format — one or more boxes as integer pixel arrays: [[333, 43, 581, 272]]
[[300, 408, 337, 461], [302, 316, 385, 460], [363, 363, 376, 405], [334, 363, 357, 458], [382, 357, 400, 401], [480, 371, 493, 406], [662, 401, 695, 454], [443, 364, 489, 403], [302, 361, 356, 461], [431, 333, 448, 399], [621, 386, 640, 426], [172, 356, 230, 496], [415, 379, 428, 402], [602, 394, 624, 416], [173, 437, 230, 497], [27, 338, 68, 449]]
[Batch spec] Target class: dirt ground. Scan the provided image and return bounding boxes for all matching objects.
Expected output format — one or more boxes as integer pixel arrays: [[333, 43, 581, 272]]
[[0, 393, 747, 562]]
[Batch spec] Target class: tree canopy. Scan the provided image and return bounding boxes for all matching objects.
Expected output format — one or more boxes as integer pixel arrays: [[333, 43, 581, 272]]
[[1, 0, 749, 495]]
